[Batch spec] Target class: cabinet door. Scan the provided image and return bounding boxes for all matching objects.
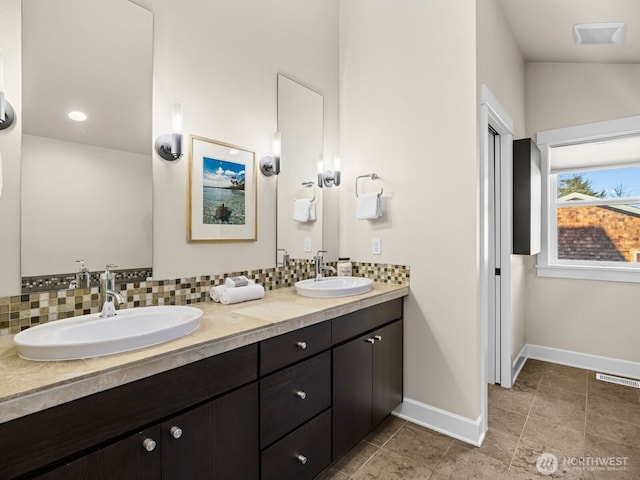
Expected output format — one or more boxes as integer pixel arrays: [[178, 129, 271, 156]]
[[213, 382, 259, 480], [34, 426, 161, 480], [372, 320, 403, 427], [332, 333, 373, 460], [162, 402, 213, 480], [513, 138, 541, 255]]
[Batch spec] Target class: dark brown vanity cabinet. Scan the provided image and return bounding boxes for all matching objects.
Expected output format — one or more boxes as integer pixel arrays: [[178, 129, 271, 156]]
[[332, 306, 403, 460], [33, 383, 259, 480], [2, 344, 258, 480], [4, 297, 404, 480]]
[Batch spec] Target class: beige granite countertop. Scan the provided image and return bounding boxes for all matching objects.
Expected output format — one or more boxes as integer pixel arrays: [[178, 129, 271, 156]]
[[0, 283, 408, 424]]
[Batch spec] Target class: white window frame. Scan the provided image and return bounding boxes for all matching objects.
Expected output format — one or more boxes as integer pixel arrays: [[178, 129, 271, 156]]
[[537, 115, 640, 283]]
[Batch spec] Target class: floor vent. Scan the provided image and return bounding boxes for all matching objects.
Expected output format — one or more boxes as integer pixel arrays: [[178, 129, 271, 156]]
[[595, 373, 640, 389]]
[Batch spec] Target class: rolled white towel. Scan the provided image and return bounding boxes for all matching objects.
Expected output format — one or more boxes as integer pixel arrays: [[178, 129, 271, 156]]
[[224, 275, 255, 288], [356, 192, 382, 220], [209, 285, 226, 302], [219, 284, 265, 305]]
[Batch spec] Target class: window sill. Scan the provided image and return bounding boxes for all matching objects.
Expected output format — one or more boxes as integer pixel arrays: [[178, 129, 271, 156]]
[[536, 263, 640, 284]]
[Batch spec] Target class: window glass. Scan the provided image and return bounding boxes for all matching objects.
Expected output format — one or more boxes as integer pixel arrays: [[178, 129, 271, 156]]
[[553, 167, 640, 265], [556, 166, 640, 199], [556, 203, 640, 262]]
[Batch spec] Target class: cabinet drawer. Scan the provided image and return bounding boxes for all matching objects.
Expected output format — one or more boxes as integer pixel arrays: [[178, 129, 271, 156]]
[[261, 409, 331, 480], [260, 351, 331, 447], [332, 298, 403, 345], [260, 321, 331, 375]]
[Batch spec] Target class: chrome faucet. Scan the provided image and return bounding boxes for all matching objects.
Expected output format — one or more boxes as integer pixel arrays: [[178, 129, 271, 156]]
[[277, 248, 290, 268], [314, 250, 337, 281], [100, 264, 125, 318]]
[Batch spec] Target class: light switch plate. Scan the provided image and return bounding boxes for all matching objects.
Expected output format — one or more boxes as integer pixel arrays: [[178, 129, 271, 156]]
[[372, 238, 382, 255], [304, 237, 312, 252]]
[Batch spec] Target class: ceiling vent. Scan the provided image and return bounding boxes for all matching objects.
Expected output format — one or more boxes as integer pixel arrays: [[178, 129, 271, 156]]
[[573, 22, 627, 45]]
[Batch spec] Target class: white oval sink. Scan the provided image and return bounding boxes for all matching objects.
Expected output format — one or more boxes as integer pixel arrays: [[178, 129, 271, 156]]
[[295, 276, 373, 298], [13, 306, 203, 361]]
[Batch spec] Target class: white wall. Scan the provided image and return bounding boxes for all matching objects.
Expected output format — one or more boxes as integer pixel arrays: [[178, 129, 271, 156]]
[[526, 63, 640, 135], [140, 0, 339, 279], [0, 0, 22, 295], [525, 62, 640, 363], [476, 0, 527, 362], [340, 0, 481, 421], [21, 135, 152, 276], [476, 0, 525, 138]]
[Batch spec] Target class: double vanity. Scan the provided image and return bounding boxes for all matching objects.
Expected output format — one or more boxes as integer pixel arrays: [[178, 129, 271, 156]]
[[0, 282, 408, 480]]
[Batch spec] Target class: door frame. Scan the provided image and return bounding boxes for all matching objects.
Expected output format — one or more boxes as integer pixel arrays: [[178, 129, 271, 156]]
[[479, 85, 514, 435], [487, 125, 501, 385]]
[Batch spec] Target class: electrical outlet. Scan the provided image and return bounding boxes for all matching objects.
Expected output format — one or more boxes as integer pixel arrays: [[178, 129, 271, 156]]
[[372, 238, 382, 255], [304, 237, 312, 252]]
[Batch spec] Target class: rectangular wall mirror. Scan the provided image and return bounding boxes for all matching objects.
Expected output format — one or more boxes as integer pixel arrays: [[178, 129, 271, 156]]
[[276, 74, 324, 262], [19, 0, 153, 292]]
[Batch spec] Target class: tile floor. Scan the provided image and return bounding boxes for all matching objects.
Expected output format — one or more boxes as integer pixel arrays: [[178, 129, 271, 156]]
[[318, 360, 640, 479]]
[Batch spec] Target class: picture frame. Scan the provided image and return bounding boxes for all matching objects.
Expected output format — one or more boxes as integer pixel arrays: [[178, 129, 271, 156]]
[[188, 135, 257, 242]]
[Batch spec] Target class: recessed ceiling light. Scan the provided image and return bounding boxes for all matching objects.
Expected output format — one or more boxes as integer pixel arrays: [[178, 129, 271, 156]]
[[573, 22, 626, 45], [68, 111, 87, 122]]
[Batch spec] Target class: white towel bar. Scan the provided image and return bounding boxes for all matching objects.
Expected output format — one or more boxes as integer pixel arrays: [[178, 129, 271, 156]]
[[356, 173, 383, 197], [296, 181, 316, 202]]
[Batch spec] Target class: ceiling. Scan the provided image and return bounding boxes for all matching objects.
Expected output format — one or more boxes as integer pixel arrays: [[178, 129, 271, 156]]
[[498, 0, 640, 63]]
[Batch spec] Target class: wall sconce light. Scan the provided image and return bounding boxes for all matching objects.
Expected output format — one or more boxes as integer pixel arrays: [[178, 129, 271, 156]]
[[0, 49, 15, 132], [260, 132, 281, 176], [318, 153, 341, 188], [155, 103, 183, 161]]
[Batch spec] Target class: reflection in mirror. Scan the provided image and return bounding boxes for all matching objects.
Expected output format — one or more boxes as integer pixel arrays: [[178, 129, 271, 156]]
[[20, 0, 153, 292], [276, 74, 324, 263]]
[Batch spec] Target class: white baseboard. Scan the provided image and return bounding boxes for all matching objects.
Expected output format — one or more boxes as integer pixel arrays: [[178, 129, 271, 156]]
[[393, 398, 484, 447], [526, 344, 640, 380], [511, 344, 528, 384], [393, 346, 638, 449]]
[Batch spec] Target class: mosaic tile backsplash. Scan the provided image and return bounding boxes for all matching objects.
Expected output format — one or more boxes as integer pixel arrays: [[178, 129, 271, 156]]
[[0, 261, 409, 336], [21, 268, 153, 293]]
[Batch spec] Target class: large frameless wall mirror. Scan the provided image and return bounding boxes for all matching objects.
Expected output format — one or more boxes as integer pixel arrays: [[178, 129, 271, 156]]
[[19, 0, 153, 293], [276, 74, 324, 263]]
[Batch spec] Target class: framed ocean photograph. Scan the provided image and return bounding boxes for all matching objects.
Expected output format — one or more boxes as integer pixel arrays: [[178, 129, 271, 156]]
[[188, 135, 256, 242]]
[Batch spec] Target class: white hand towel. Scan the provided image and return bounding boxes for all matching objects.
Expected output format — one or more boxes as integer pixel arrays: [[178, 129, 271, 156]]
[[356, 192, 382, 220], [219, 284, 265, 305], [308, 201, 316, 221], [224, 275, 255, 288], [209, 285, 227, 302], [293, 199, 313, 222]]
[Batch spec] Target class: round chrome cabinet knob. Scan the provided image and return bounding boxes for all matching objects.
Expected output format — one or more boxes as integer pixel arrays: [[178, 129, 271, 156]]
[[366, 338, 375, 344], [295, 390, 307, 400], [296, 454, 308, 465], [169, 426, 183, 439], [374, 335, 382, 341], [296, 341, 307, 350], [142, 438, 156, 452]]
